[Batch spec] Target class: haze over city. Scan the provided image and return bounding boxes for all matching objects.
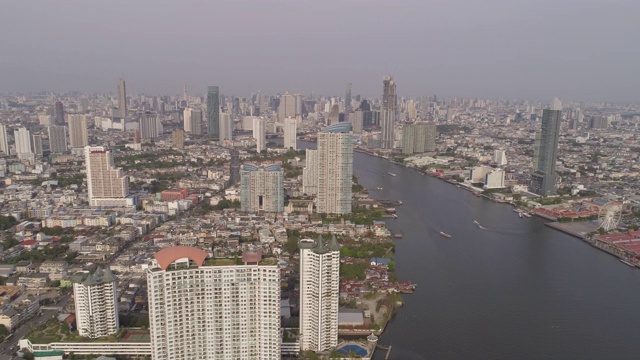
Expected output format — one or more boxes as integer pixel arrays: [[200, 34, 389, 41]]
[[2, 0, 639, 102]]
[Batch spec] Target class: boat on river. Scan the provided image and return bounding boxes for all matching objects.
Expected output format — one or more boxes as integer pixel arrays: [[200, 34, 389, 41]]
[[620, 259, 637, 267], [439, 232, 452, 238], [388, 172, 397, 177]]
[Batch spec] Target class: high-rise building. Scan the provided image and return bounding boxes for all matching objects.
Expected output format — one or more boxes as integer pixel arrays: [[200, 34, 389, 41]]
[[139, 112, 162, 139], [54, 101, 65, 125], [240, 163, 284, 212], [283, 117, 297, 150], [0, 124, 9, 154], [302, 149, 318, 195], [402, 122, 437, 154], [147, 246, 281, 360], [72, 266, 119, 339], [401, 125, 416, 155], [172, 129, 184, 149], [48, 126, 68, 153], [117, 79, 127, 118], [317, 123, 353, 214], [253, 117, 266, 152], [31, 134, 43, 157], [299, 235, 340, 352], [14, 127, 33, 159], [68, 114, 89, 148], [345, 82, 352, 122], [85, 146, 130, 207], [183, 107, 203, 135], [530, 98, 562, 196], [351, 110, 364, 134], [207, 86, 220, 139], [230, 149, 240, 185], [219, 112, 233, 141], [381, 76, 397, 149], [278, 92, 296, 121], [493, 149, 507, 166], [327, 104, 340, 125]]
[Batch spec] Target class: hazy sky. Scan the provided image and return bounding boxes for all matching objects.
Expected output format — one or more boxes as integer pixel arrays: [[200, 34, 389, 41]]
[[1, 0, 639, 102]]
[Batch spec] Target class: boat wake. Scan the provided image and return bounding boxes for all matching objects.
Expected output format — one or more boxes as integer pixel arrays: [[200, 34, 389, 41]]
[[473, 220, 533, 237]]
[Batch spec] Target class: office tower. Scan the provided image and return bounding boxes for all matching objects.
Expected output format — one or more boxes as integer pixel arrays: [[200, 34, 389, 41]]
[[219, 112, 233, 141], [345, 83, 352, 121], [278, 91, 296, 121], [253, 117, 266, 152], [530, 98, 562, 196], [117, 79, 127, 118], [381, 76, 397, 149], [240, 163, 284, 212], [139, 112, 162, 139], [0, 124, 9, 154], [283, 117, 297, 150], [31, 134, 43, 157], [351, 110, 364, 133], [68, 114, 89, 148], [85, 146, 130, 207], [147, 246, 281, 360], [401, 125, 416, 155], [54, 101, 65, 124], [183, 107, 203, 135], [299, 235, 340, 352], [407, 100, 417, 120], [14, 127, 33, 159], [172, 129, 184, 149], [493, 149, 507, 166], [317, 123, 353, 214], [48, 126, 68, 153], [207, 86, 220, 139], [302, 149, 318, 195], [230, 149, 240, 185], [72, 266, 119, 339]]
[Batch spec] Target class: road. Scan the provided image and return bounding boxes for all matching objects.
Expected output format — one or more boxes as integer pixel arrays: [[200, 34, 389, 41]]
[[0, 293, 72, 354]]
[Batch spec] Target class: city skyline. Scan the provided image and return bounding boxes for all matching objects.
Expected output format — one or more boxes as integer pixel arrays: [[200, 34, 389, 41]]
[[1, 1, 639, 102]]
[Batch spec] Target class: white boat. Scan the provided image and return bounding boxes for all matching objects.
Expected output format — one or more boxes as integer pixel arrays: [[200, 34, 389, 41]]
[[439, 232, 452, 238], [620, 259, 636, 267], [388, 172, 397, 177], [519, 212, 524, 218], [523, 213, 532, 218]]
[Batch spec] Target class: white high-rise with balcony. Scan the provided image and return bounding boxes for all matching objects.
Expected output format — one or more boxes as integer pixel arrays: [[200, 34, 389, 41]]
[[253, 117, 266, 152], [299, 235, 340, 353], [147, 246, 281, 360], [85, 146, 131, 207], [316, 123, 353, 214], [302, 149, 318, 195], [68, 114, 89, 148], [72, 266, 119, 339]]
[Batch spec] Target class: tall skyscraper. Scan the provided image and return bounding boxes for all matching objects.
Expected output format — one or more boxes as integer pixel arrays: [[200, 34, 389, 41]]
[[299, 235, 340, 352], [381, 76, 397, 149], [351, 109, 364, 134], [278, 92, 296, 121], [31, 134, 43, 157], [253, 117, 266, 152], [219, 112, 233, 141], [147, 246, 281, 360], [54, 101, 65, 125], [139, 112, 162, 139], [183, 107, 203, 135], [207, 86, 220, 139], [317, 123, 353, 214], [0, 124, 9, 155], [283, 117, 297, 150], [172, 129, 184, 149], [72, 266, 119, 339], [85, 146, 130, 207], [117, 79, 127, 118], [240, 163, 284, 212], [14, 127, 33, 159], [345, 82, 352, 122], [302, 149, 318, 195], [48, 126, 68, 153], [230, 149, 240, 185], [530, 98, 562, 196], [68, 114, 89, 148]]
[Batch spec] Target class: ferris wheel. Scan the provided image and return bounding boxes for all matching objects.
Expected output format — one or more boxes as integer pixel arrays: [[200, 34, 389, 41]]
[[598, 201, 623, 232]]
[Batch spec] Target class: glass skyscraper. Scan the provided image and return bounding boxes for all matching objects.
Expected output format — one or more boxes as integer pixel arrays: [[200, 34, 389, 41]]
[[530, 98, 562, 196], [207, 86, 220, 139]]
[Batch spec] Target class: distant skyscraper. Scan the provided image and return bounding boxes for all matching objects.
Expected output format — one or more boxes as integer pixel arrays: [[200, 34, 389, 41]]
[[283, 117, 297, 150], [219, 112, 233, 141], [172, 129, 184, 149], [31, 134, 43, 157], [68, 114, 89, 148], [530, 98, 562, 196], [207, 86, 220, 139], [85, 146, 130, 207], [494, 149, 507, 166], [183, 107, 203, 135], [317, 123, 353, 214], [328, 104, 340, 125], [147, 246, 281, 360], [299, 235, 340, 352], [278, 92, 296, 121], [48, 126, 68, 153], [302, 149, 318, 195], [117, 79, 127, 118], [345, 82, 352, 122], [381, 76, 397, 149], [14, 127, 33, 159], [230, 149, 240, 185], [0, 124, 9, 154], [351, 110, 364, 133], [139, 112, 162, 139], [402, 122, 437, 154], [54, 101, 65, 125], [240, 163, 284, 212], [253, 117, 266, 152], [72, 266, 119, 339]]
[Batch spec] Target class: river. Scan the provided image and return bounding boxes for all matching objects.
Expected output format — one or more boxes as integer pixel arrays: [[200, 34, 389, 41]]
[[292, 140, 640, 359]]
